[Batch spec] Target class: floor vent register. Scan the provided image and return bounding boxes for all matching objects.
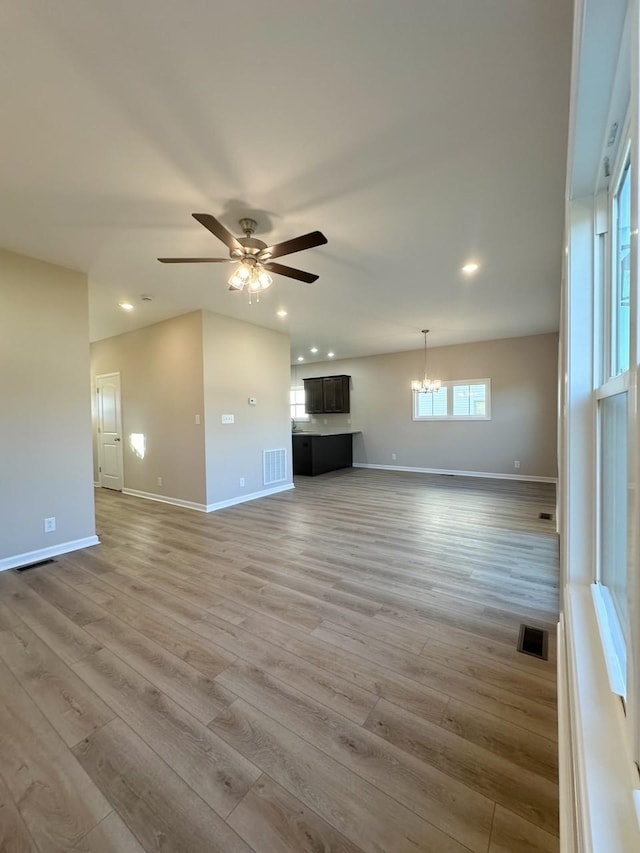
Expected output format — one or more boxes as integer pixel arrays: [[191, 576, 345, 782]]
[[517, 624, 549, 660]]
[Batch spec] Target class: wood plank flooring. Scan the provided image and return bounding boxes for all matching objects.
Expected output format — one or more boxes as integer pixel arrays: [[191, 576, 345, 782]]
[[0, 468, 559, 852]]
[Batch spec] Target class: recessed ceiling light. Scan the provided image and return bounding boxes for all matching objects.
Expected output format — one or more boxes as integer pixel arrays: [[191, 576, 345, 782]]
[[462, 262, 479, 275], [277, 309, 288, 317], [297, 356, 305, 362], [119, 302, 134, 311], [310, 347, 318, 354], [327, 352, 335, 358]]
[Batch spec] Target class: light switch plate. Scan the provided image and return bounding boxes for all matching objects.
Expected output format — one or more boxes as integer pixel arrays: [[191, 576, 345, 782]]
[[221, 414, 235, 424]]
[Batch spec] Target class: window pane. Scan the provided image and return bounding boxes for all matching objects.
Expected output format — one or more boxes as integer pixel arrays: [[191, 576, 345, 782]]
[[600, 391, 629, 637], [416, 391, 433, 417], [453, 385, 470, 417], [416, 387, 447, 417], [615, 162, 631, 375], [470, 384, 486, 416], [433, 388, 447, 415]]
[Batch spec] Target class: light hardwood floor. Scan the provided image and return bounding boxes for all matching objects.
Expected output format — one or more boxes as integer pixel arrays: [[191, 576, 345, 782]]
[[0, 468, 559, 852]]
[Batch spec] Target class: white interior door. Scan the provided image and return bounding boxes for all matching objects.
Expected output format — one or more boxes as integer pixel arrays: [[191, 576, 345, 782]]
[[96, 373, 123, 491]]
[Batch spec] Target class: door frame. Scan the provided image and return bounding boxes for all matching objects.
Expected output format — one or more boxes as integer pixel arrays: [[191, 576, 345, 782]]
[[95, 371, 124, 490]]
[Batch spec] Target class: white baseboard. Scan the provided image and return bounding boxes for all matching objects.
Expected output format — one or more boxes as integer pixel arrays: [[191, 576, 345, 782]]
[[93, 481, 100, 487], [206, 483, 294, 512], [122, 488, 209, 512], [352, 462, 557, 483], [122, 483, 294, 514], [0, 535, 100, 572]]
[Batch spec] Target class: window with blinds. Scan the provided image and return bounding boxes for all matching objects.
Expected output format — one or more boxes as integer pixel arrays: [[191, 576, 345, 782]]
[[413, 379, 491, 421], [290, 386, 309, 420]]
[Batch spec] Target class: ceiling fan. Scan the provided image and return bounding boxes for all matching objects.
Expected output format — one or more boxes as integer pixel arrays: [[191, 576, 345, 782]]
[[158, 213, 327, 301]]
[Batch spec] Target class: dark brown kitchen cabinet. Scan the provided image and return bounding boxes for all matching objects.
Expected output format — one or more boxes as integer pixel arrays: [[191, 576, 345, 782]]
[[303, 378, 325, 413], [303, 375, 350, 414]]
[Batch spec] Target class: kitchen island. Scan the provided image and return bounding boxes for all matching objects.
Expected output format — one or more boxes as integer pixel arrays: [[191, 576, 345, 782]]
[[292, 431, 361, 476]]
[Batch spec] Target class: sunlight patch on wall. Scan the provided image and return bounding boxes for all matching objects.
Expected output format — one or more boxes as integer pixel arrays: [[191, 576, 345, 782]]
[[129, 433, 146, 459]]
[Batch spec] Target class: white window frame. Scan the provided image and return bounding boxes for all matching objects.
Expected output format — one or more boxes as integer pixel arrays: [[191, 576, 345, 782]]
[[594, 373, 632, 699], [592, 112, 637, 754], [610, 138, 632, 379], [412, 378, 491, 421], [290, 385, 309, 421]]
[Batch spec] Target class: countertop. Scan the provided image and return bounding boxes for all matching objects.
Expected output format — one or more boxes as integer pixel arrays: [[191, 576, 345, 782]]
[[292, 430, 361, 437]]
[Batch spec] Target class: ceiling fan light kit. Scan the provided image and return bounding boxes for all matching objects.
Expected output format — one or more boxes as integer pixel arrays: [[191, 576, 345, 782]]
[[158, 213, 327, 303], [411, 329, 441, 393]]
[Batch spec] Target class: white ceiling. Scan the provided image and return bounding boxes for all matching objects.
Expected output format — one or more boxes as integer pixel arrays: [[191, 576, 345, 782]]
[[1, 0, 572, 363]]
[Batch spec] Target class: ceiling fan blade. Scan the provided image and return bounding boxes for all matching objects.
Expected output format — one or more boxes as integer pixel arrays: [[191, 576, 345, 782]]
[[264, 230, 327, 260], [264, 262, 319, 283], [158, 257, 232, 263], [192, 213, 242, 252]]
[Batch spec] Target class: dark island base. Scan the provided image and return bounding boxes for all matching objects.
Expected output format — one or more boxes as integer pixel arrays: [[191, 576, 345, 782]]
[[292, 433, 353, 476]]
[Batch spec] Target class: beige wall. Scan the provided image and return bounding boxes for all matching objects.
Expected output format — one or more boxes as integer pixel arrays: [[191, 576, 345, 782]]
[[294, 333, 558, 479], [203, 311, 292, 505], [90, 309, 292, 509], [91, 312, 207, 505], [1, 249, 96, 563]]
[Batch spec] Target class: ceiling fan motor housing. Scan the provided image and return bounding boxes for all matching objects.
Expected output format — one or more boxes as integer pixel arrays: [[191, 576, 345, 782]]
[[232, 237, 270, 261]]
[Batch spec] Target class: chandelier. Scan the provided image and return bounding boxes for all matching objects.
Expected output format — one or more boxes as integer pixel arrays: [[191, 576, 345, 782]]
[[228, 257, 273, 303], [411, 329, 441, 393]]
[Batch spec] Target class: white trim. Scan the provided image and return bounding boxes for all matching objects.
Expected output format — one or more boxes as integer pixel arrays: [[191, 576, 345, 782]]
[[0, 536, 100, 572], [591, 583, 627, 697], [596, 372, 631, 398], [93, 481, 100, 487], [122, 483, 295, 514], [352, 462, 557, 483], [561, 584, 640, 852], [558, 616, 578, 853]]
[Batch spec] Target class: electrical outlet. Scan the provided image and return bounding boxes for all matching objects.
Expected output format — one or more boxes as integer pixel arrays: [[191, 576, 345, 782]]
[[44, 517, 56, 533], [240, 477, 245, 487], [195, 414, 200, 425], [391, 453, 397, 461], [514, 460, 521, 469], [157, 476, 163, 486], [221, 414, 235, 424]]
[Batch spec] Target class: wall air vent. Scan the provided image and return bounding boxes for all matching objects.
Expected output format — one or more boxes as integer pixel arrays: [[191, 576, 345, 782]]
[[263, 448, 287, 486]]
